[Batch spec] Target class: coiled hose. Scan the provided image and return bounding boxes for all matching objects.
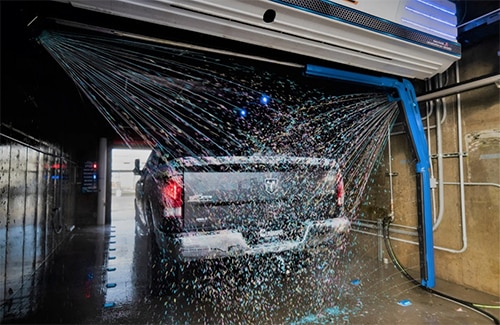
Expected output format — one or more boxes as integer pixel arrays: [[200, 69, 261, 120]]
[[382, 217, 499, 325]]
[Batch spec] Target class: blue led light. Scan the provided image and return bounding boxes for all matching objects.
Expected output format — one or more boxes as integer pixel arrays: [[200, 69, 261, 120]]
[[416, 0, 455, 15], [239, 109, 247, 117], [405, 6, 456, 27], [259, 94, 270, 105], [402, 18, 456, 40]]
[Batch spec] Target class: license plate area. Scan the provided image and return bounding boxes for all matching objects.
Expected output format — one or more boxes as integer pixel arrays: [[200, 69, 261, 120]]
[[259, 228, 284, 241]]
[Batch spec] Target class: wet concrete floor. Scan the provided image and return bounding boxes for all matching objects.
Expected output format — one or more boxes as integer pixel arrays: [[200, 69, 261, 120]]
[[3, 195, 499, 324]]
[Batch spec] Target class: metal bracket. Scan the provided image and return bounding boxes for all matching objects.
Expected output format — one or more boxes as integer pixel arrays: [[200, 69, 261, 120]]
[[431, 152, 468, 159], [305, 64, 435, 288]]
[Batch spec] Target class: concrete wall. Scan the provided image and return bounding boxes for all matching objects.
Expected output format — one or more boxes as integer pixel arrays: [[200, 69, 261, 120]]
[[362, 36, 499, 296], [0, 135, 77, 319]]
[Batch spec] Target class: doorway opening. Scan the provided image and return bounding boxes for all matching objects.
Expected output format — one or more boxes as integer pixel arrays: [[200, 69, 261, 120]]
[[109, 147, 150, 229]]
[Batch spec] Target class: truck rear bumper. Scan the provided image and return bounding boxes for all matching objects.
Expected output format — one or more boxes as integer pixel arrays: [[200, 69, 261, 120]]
[[177, 217, 350, 261]]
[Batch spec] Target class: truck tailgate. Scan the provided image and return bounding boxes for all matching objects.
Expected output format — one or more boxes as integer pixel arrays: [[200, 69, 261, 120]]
[[183, 167, 340, 244]]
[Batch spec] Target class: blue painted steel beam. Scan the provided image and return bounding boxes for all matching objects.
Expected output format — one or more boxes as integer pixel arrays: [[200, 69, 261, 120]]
[[305, 64, 435, 288]]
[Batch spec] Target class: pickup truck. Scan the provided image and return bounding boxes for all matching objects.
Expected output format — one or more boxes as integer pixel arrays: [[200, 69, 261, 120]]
[[133, 149, 350, 281]]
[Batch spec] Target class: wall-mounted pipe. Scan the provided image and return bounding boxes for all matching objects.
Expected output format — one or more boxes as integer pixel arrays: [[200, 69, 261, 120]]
[[430, 63, 469, 254], [1, 123, 55, 149], [432, 77, 446, 231], [417, 74, 500, 102], [0, 133, 61, 158], [457, 67, 467, 251], [444, 62, 467, 253], [387, 126, 395, 222], [444, 181, 500, 188], [354, 219, 418, 237]]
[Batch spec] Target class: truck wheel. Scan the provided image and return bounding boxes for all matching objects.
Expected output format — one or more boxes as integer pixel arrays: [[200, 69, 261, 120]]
[[145, 199, 183, 296], [149, 231, 165, 296], [134, 199, 149, 237], [145, 200, 164, 296]]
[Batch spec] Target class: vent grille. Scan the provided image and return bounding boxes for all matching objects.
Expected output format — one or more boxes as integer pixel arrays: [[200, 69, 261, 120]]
[[272, 0, 460, 56]]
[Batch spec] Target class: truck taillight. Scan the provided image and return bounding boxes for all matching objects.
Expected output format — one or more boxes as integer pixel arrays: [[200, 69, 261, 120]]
[[162, 177, 183, 218], [336, 173, 344, 206]]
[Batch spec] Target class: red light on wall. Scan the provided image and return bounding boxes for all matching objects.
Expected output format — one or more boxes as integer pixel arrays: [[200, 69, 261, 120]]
[[51, 163, 67, 169]]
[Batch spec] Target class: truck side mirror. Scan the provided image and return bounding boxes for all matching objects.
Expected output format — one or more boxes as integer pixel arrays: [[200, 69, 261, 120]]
[[133, 158, 141, 175]]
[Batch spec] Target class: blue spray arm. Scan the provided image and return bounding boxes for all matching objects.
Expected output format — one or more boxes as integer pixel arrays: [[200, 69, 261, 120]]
[[305, 64, 435, 288]]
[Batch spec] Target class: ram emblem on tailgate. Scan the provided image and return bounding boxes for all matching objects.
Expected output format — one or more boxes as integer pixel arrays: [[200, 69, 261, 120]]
[[265, 178, 279, 194]]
